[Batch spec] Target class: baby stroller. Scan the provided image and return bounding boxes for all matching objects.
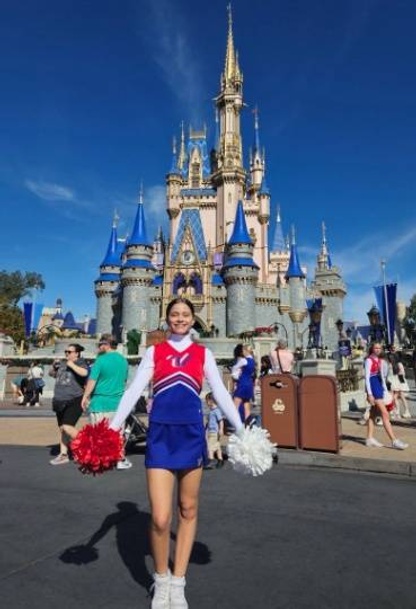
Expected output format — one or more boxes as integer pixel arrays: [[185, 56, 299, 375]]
[[124, 396, 149, 452]]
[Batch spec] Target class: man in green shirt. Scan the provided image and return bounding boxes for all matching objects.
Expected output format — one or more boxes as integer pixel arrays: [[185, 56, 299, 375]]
[[82, 334, 131, 470]]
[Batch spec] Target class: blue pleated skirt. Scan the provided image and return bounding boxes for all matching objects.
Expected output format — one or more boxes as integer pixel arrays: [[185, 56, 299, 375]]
[[145, 421, 208, 470], [369, 375, 384, 400]]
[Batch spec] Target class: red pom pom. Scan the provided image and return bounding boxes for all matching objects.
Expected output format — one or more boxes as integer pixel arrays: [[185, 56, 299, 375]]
[[70, 419, 124, 475]]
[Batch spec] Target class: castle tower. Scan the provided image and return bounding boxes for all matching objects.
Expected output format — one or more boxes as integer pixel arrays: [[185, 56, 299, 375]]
[[211, 5, 246, 247], [311, 222, 346, 348], [120, 187, 155, 334], [223, 201, 259, 336], [285, 227, 307, 345], [95, 212, 122, 336]]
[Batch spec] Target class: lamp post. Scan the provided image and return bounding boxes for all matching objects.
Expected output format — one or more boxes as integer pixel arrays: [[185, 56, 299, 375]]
[[367, 305, 385, 344], [268, 321, 289, 342]]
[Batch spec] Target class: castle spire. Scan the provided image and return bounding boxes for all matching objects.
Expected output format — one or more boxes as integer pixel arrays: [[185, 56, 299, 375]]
[[224, 4, 236, 82], [100, 214, 121, 267], [128, 184, 152, 246], [286, 226, 305, 279], [228, 200, 252, 245], [271, 206, 285, 253], [170, 136, 178, 173], [253, 105, 260, 153], [178, 121, 186, 170]]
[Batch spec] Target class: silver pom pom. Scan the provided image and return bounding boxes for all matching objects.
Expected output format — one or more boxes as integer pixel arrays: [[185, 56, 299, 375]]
[[227, 426, 276, 476]]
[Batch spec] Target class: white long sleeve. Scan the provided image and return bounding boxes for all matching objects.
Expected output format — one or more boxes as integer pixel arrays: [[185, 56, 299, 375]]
[[204, 349, 244, 433], [231, 357, 247, 380], [109, 347, 155, 431]]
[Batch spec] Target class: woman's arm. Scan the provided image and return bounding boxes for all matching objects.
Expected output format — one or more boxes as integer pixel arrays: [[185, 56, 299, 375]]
[[204, 350, 244, 432], [109, 347, 155, 431], [231, 357, 246, 380], [364, 358, 373, 397]]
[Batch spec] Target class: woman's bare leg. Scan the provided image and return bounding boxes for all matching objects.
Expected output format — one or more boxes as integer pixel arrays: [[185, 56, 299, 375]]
[[172, 467, 203, 577], [147, 468, 175, 574]]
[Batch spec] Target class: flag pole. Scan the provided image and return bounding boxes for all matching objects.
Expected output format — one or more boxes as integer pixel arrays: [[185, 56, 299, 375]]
[[381, 259, 390, 345]]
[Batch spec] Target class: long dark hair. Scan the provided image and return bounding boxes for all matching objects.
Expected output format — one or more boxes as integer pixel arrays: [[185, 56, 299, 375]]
[[165, 297, 195, 319]]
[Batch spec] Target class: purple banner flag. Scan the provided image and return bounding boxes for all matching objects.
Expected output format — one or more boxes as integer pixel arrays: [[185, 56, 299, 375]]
[[23, 302, 33, 337], [32, 303, 44, 333], [373, 283, 397, 345]]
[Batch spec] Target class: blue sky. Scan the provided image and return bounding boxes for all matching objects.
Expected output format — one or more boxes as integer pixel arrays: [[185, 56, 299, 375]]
[[1, 0, 415, 325]]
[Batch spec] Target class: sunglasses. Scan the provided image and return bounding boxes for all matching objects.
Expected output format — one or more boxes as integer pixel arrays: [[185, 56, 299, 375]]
[[64, 350, 76, 354]]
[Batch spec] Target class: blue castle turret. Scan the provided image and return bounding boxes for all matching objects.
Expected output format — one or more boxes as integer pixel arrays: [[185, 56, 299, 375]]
[[120, 186, 155, 335], [222, 201, 259, 336], [285, 227, 307, 326], [95, 212, 122, 336]]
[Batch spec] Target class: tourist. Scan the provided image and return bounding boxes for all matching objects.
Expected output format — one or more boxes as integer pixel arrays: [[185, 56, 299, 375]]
[[364, 342, 408, 449], [10, 374, 25, 403], [204, 392, 224, 469], [81, 334, 131, 470], [49, 344, 89, 465], [108, 297, 244, 609], [270, 339, 294, 374]]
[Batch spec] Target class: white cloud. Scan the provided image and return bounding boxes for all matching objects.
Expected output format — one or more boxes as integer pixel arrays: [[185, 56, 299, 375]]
[[140, 0, 204, 123], [25, 179, 75, 202]]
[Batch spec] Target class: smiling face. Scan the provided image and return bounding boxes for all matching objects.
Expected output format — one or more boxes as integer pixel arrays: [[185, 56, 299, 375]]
[[166, 301, 195, 335], [371, 342, 383, 356]]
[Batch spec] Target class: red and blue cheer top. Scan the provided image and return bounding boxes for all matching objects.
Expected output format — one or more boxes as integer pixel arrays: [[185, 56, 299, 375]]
[[151, 341, 206, 424]]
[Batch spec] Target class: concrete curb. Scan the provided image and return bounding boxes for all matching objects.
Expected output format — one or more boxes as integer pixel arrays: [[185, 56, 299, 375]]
[[278, 448, 416, 478]]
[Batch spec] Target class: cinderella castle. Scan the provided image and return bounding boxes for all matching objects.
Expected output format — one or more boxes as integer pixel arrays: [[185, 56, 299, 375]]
[[94, 8, 346, 352]]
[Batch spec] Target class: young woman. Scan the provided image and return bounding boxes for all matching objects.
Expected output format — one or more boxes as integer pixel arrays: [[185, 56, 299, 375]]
[[231, 343, 256, 423], [364, 342, 408, 450], [49, 344, 89, 464], [109, 297, 244, 609]]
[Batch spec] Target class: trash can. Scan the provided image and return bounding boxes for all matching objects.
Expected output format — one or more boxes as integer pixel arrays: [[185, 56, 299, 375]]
[[260, 374, 299, 448], [298, 375, 341, 453]]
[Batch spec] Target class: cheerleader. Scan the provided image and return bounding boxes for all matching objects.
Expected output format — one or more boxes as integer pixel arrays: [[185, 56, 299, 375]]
[[231, 343, 256, 423], [109, 297, 245, 609], [364, 342, 408, 450]]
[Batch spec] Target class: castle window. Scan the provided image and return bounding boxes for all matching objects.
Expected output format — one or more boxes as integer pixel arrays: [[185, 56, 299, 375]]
[[191, 162, 200, 188]]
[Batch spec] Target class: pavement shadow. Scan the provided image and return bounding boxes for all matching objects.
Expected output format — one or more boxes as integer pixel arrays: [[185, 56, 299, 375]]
[[60, 501, 153, 591], [59, 500, 212, 592]]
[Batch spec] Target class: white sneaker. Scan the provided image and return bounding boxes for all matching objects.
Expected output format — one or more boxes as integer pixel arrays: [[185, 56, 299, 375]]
[[170, 575, 189, 609], [151, 571, 170, 609], [402, 411, 412, 419], [366, 437, 383, 448], [116, 458, 132, 470], [375, 417, 383, 426], [392, 439, 409, 450]]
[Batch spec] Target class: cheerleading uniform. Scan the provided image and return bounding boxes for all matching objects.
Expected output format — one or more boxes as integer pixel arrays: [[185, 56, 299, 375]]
[[365, 355, 387, 400], [110, 334, 244, 470], [232, 356, 255, 402]]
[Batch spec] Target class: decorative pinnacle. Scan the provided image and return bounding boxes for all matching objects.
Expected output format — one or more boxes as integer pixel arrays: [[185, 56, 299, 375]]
[[113, 208, 120, 228], [225, 3, 236, 81], [139, 181, 144, 205]]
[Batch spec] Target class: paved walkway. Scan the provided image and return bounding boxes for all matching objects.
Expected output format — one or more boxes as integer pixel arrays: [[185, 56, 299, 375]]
[[2, 390, 416, 477]]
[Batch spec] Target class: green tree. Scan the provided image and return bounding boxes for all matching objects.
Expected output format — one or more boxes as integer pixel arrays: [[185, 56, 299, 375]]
[[0, 270, 45, 306], [0, 304, 25, 344], [126, 329, 141, 355], [0, 270, 45, 343]]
